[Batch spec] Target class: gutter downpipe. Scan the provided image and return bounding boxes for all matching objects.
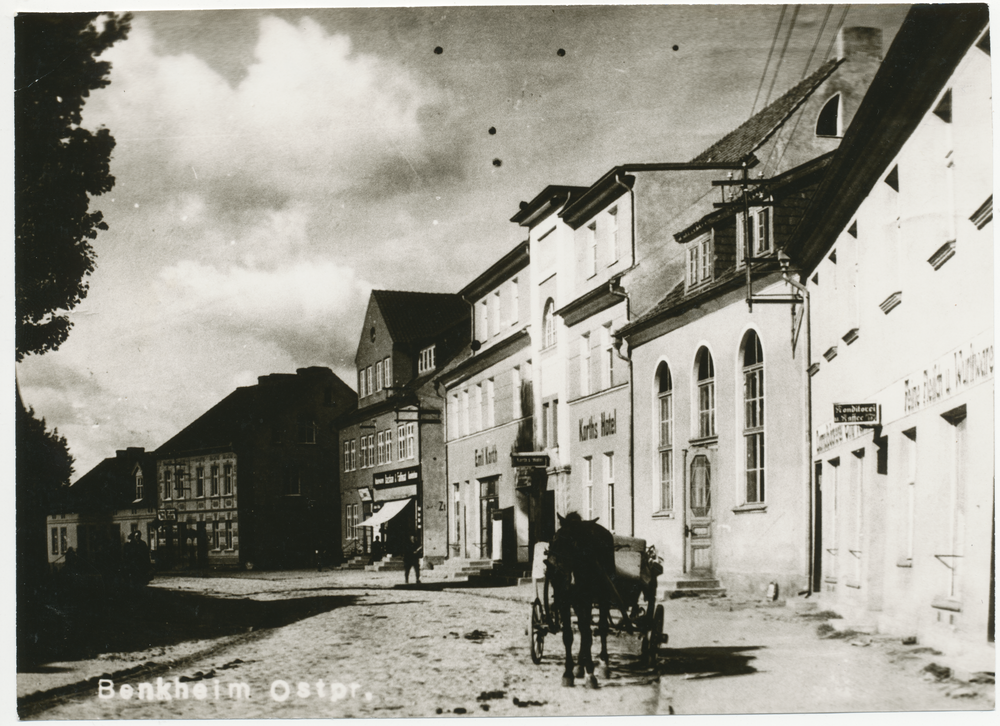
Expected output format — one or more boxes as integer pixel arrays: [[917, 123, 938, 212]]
[[782, 270, 814, 592]]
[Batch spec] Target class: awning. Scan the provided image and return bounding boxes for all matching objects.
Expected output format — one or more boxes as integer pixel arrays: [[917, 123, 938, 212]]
[[358, 498, 412, 528]]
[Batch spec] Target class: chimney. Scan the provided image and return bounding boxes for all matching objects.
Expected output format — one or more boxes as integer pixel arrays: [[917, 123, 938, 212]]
[[116, 447, 145, 458], [837, 27, 883, 62]]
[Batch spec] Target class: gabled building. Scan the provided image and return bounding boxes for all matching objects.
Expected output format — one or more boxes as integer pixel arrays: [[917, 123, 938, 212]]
[[441, 242, 536, 565], [155, 367, 355, 570], [792, 6, 992, 656], [339, 290, 469, 563], [46, 447, 157, 572], [616, 27, 884, 598]]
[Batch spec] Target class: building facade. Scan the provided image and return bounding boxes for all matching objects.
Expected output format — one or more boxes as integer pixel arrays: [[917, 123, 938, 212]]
[[442, 243, 538, 565], [155, 367, 355, 570], [46, 447, 158, 572], [339, 290, 469, 564], [793, 7, 992, 655]]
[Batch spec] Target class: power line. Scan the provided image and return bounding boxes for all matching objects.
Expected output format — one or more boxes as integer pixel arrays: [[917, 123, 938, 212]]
[[751, 5, 787, 117], [801, 5, 833, 80], [763, 4, 802, 108]]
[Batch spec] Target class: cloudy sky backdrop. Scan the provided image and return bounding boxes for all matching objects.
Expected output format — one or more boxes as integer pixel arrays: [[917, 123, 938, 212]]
[[16, 3, 911, 478]]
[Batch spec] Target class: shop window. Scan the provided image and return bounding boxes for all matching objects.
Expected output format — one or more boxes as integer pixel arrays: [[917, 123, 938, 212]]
[[695, 347, 716, 438]]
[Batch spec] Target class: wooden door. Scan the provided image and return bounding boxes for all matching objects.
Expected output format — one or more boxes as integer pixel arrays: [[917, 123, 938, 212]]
[[687, 453, 714, 576]]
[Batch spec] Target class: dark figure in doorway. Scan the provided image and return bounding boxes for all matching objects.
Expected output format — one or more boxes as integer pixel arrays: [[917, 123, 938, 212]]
[[123, 531, 152, 588], [371, 536, 384, 564], [403, 535, 422, 584]]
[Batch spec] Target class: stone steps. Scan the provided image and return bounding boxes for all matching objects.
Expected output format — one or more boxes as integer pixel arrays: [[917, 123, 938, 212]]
[[659, 576, 727, 599]]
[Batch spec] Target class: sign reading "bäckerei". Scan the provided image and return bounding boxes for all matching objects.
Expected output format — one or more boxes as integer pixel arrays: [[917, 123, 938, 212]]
[[833, 403, 880, 424]]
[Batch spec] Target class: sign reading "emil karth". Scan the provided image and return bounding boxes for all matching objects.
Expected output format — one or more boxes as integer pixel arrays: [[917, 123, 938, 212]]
[[833, 403, 880, 424]]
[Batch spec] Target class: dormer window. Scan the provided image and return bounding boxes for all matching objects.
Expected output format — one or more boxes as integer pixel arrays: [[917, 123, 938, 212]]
[[737, 208, 772, 266], [816, 94, 841, 137], [418, 345, 436, 374], [135, 471, 144, 501], [687, 230, 714, 288]]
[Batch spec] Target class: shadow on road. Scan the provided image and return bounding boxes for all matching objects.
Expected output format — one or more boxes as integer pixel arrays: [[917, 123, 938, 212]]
[[652, 645, 762, 678], [19, 584, 358, 671]]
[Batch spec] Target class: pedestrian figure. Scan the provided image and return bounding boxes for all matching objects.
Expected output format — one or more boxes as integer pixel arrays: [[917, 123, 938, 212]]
[[124, 531, 152, 588], [371, 536, 384, 564], [403, 535, 422, 584]]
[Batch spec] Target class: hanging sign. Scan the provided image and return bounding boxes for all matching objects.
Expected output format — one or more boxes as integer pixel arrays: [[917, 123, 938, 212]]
[[833, 403, 880, 425]]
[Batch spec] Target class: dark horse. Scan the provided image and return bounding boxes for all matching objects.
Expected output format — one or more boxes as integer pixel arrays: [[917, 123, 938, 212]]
[[545, 512, 631, 688]]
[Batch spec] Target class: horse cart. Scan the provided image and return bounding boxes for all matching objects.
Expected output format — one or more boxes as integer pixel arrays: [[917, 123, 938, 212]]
[[528, 532, 666, 670]]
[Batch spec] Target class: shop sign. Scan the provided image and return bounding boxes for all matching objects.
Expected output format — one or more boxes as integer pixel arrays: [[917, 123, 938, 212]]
[[373, 484, 417, 503], [833, 403, 880, 424], [475, 445, 498, 467], [157, 509, 177, 521], [579, 410, 617, 441], [511, 452, 549, 468], [358, 488, 373, 502], [815, 421, 865, 455], [374, 465, 420, 488], [902, 336, 994, 415]]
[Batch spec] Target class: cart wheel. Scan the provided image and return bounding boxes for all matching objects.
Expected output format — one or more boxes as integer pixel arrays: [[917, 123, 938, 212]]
[[649, 605, 665, 663], [530, 600, 545, 665]]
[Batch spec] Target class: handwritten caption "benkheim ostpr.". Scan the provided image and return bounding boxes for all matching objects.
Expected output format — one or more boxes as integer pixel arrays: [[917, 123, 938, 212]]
[[98, 677, 373, 703]]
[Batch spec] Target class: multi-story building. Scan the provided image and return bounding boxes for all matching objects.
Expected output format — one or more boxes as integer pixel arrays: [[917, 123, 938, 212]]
[[339, 290, 468, 563], [441, 243, 537, 565], [46, 447, 158, 571], [154, 367, 356, 570], [793, 7, 992, 656], [612, 27, 884, 599]]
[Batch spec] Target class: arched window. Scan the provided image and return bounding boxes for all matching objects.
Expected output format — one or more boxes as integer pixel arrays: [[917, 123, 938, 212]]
[[542, 299, 556, 349], [742, 331, 765, 503], [695, 347, 715, 438], [656, 362, 673, 511], [816, 94, 841, 137]]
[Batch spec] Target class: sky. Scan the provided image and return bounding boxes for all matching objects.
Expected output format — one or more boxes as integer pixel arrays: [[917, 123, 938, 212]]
[[13, 3, 913, 479]]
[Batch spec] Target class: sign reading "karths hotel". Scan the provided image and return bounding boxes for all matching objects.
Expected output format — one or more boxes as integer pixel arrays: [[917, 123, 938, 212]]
[[579, 410, 617, 441]]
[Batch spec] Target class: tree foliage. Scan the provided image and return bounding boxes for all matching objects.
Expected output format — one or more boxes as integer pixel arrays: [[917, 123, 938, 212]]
[[15, 12, 131, 361]]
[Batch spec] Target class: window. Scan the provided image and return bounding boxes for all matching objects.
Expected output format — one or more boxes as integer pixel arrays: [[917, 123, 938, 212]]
[[174, 469, 184, 499], [737, 210, 771, 265], [298, 419, 316, 444], [602, 324, 615, 388], [942, 406, 968, 600], [605, 453, 616, 532], [211, 465, 219, 496], [584, 456, 594, 520], [512, 367, 522, 419], [479, 300, 488, 341], [397, 425, 406, 459], [580, 333, 591, 397], [461, 390, 470, 436], [223, 463, 233, 496], [486, 378, 495, 428], [657, 362, 673, 511], [406, 423, 416, 460], [493, 290, 501, 336], [285, 467, 301, 496], [587, 222, 597, 277], [449, 394, 459, 440], [902, 428, 917, 565], [418, 345, 436, 374], [509, 278, 519, 326], [51, 528, 58, 555], [349, 440, 356, 471], [162, 470, 170, 500], [211, 520, 220, 550], [367, 434, 375, 467], [377, 431, 385, 465], [195, 467, 203, 498], [688, 245, 699, 284], [700, 234, 712, 280], [384, 357, 392, 389], [473, 384, 483, 432], [688, 231, 714, 285], [344, 441, 353, 472], [816, 94, 841, 136], [542, 399, 558, 448], [696, 347, 716, 438], [609, 207, 619, 262], [358, 369, 365, 398], [542, 299, 557, 349], [136, 472, 145, 500], [365, 366, 372, 396], [385, 428, 393, 463], [742, 331, 765, 503], [225, 520, 233, 550], [60, 527, 68, 554], [376, 360, 383, 391]]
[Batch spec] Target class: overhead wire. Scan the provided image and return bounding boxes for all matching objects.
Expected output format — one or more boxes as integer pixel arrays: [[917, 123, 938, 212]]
[[751, 5, 788, 116], [823, 5, 851, 62], [801, 5, 833, 80], [763, 4, 802, 108]]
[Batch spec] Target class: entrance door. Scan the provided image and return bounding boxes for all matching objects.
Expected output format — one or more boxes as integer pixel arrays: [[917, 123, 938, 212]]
[[479, 478, 498, 559], [687, 453, 713, 576]]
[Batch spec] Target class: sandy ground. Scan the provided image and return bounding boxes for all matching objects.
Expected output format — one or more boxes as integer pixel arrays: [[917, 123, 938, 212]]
[[18, 568, 995, 719]]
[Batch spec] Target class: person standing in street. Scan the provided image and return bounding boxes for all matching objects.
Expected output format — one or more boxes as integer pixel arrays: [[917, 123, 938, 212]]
[[403, 534, 422, 584]]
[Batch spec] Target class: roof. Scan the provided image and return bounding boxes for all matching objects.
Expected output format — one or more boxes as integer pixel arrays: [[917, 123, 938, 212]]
[[157, 367, 353, 456], [371, 290, 468, 346], [691, 58, 842, 164], [792, 5, 990, 274], [59, 447, 157, 514], [510, 185, 588, 227], [458, 242, 529, 301]]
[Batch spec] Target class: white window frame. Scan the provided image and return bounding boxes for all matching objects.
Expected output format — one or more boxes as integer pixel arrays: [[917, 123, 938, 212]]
[[580, 333, 591, 397], [366, 366, 373, 396], [474, 384, 483, 432], [605, 452, 616, 532], [609, 207, 619, 262], [543, 299, 557, 349], [136, 472, 144, 500], [397, 425, 406, 459], [375, 360, 383, 391], [584, 456, 594, 520], [194, 467, 203, 498], [384, 356, 392, 389], [210, 465, 219, 496], [406, 423, 416, 460], [492, 290, 501, 336], [511, 367, 521, 420], [223, 463, 233, 496], [377, 431, 385, 465], [486, 378, 495, 428], [658, 364, 673, 512], [742, 332, 765, 504], [479, 300, 488, 341], [602, 324, 614, 389], [509, 278, 519, 327], [696, 348, 716, 439], [587, 222, 597, 278], [461, 390, 470, 437], [419, 345, 436, 374]]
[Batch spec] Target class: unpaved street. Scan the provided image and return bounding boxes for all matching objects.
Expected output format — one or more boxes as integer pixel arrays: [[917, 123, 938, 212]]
[[20, 570, 994, 719]]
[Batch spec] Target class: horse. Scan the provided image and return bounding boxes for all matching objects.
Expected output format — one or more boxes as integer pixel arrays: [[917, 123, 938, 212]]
[[544, 512, 631, 688]]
